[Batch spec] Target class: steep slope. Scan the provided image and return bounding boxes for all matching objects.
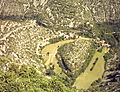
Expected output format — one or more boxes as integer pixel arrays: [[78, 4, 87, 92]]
[[0, 0, 120, 91], [0, 0, 120, 29]]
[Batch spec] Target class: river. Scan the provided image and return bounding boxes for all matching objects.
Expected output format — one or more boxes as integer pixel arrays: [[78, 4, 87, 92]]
[[41, 37, 109, 89]]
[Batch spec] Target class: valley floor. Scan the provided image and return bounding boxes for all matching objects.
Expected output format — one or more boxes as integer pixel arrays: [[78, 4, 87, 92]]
[[41, 37, 109, 89]]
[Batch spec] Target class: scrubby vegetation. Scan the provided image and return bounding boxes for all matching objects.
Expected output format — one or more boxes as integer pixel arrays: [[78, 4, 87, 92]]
[[0, 0, 120, 91], [79, 21, 120, 92], [56, 40, 98, 79], [49, 36, 65, 44], [0, 57, 76, 92], [92, 21, 120, 47]]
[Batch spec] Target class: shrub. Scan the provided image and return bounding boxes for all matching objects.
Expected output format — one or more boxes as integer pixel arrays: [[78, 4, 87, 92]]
[[0, 62, 75, 92]]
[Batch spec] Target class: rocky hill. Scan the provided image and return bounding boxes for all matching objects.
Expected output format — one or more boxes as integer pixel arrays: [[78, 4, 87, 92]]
[[1, 0, 120, 29], [0, 0, 120, 92], [56, 40, 97, 78]]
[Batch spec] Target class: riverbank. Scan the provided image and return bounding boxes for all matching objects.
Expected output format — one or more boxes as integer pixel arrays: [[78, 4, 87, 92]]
[[73, 47, 109, 89]]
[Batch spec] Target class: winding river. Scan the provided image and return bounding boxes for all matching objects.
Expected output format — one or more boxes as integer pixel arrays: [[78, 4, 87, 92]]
[[73, 47, 109, 89], [41, 37, 109, 89]]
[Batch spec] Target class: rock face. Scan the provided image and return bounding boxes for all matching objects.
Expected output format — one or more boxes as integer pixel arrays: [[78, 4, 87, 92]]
[[0, 0, 48, 20], [44, 0, 120, 29], [0, 0, 120, 29], [0, 19, 57, 68], [99, 45, 120, 92]]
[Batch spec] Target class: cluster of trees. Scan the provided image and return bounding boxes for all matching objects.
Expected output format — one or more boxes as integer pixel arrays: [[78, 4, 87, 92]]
[[92, 21, 120, 47], [49, 36, 65, 44], [0, 56, 76, 92], [56, 40, 99, 83]]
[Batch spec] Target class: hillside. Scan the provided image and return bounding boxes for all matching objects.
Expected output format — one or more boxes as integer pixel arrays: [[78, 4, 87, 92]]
[[0, 0, 120, 92]]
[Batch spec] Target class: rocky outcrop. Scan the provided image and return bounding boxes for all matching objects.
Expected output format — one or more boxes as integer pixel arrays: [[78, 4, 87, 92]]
[[0, 19, 57, 69], [99, 45, 120, 92], [0, 0, 120, 91], [56, 40, 97, 77], [0, 0, 120, 29]]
